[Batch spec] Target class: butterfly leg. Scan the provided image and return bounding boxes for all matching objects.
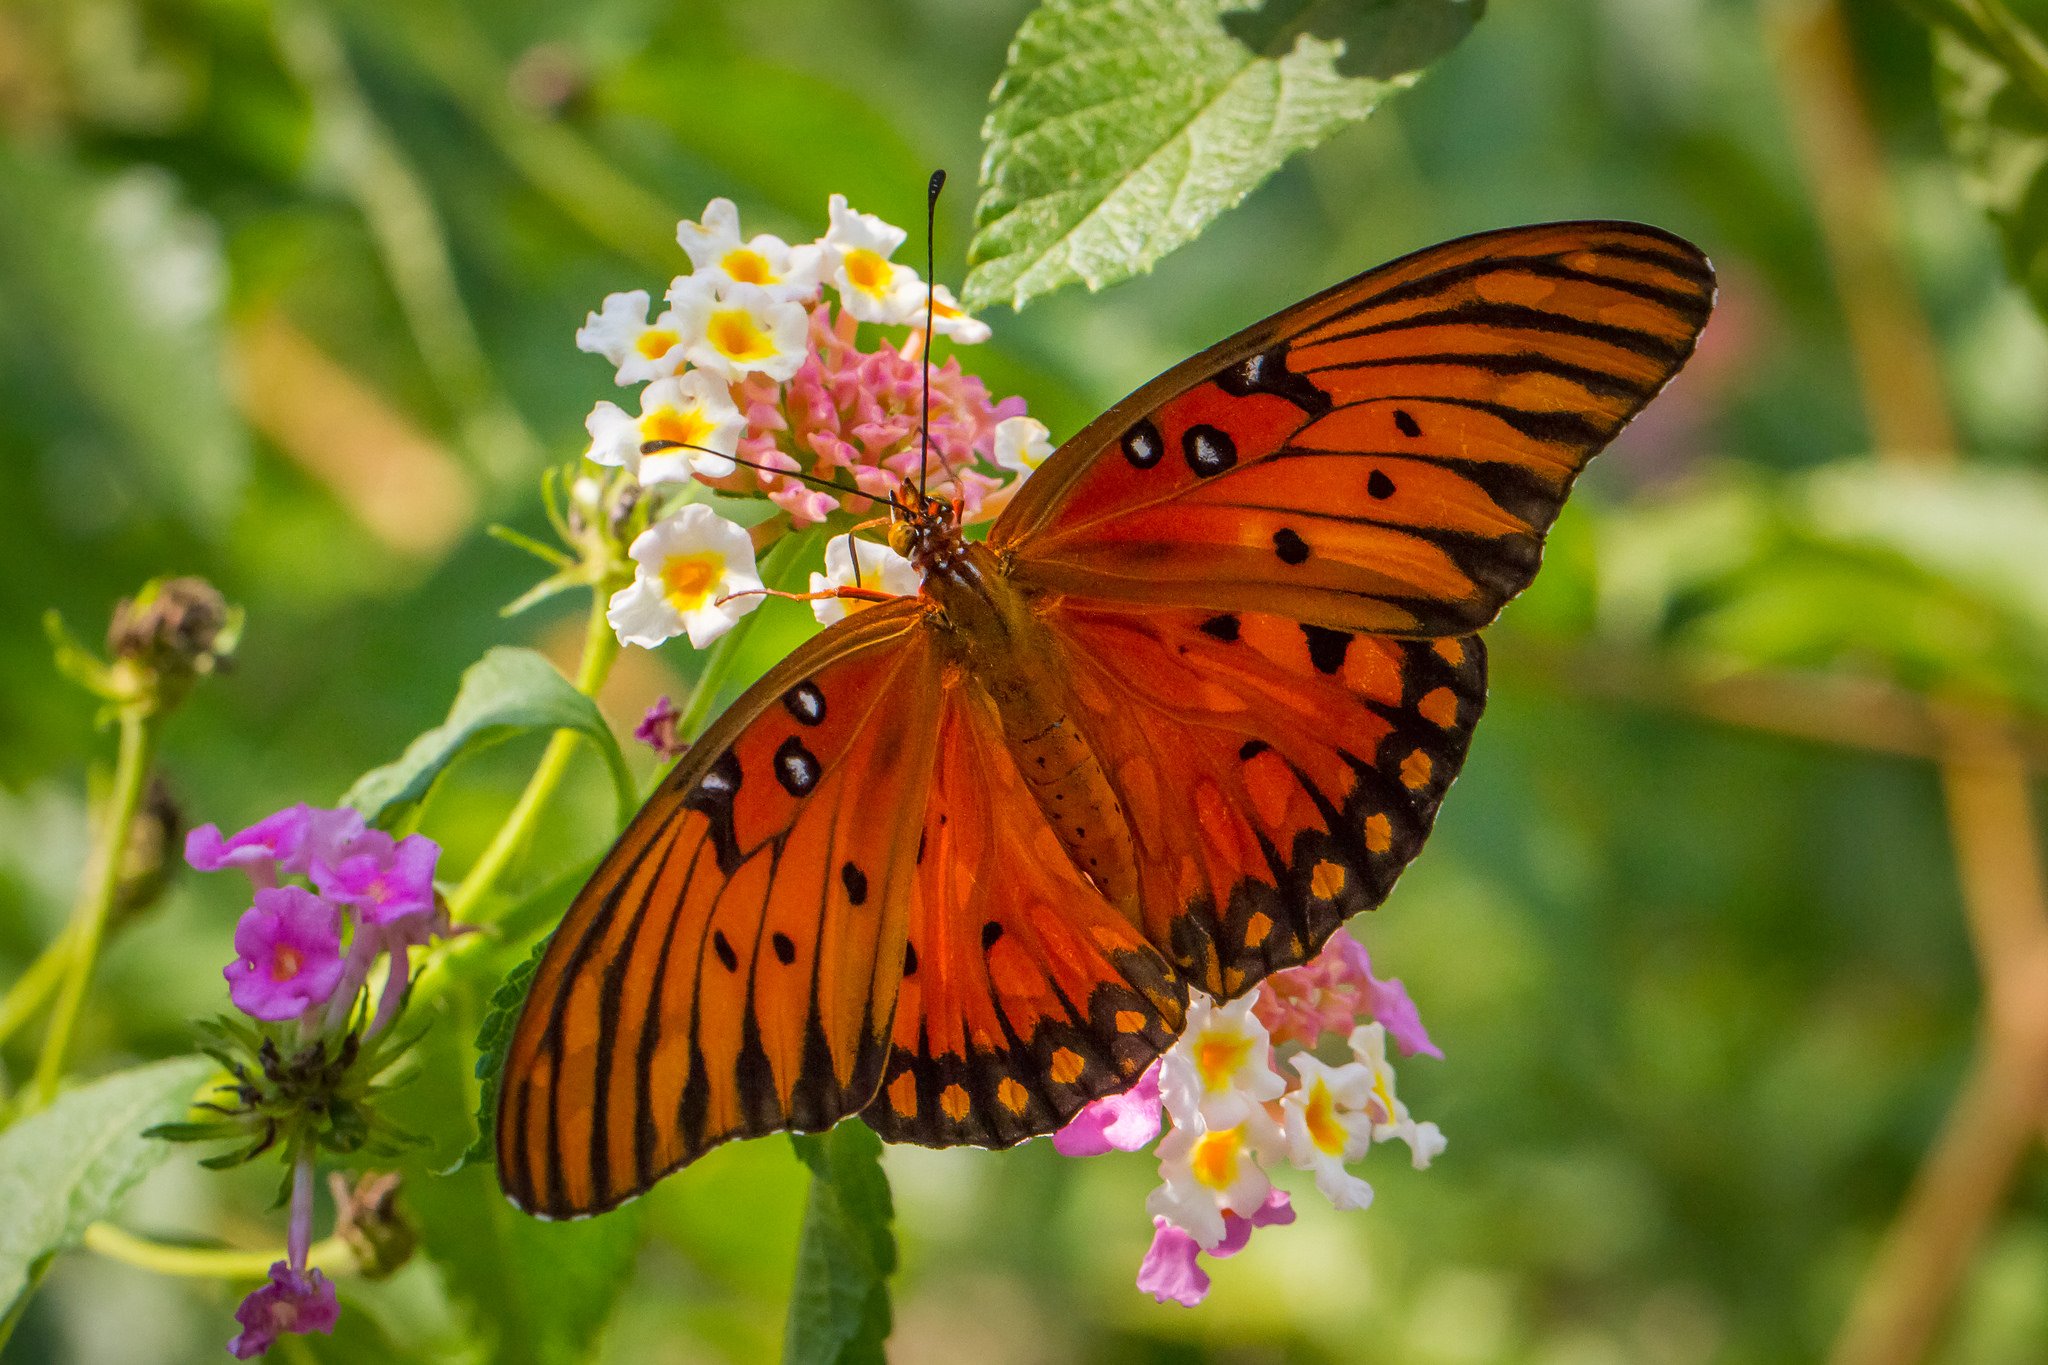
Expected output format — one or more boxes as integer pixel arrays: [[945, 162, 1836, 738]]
[[715, 585, 901, 608]]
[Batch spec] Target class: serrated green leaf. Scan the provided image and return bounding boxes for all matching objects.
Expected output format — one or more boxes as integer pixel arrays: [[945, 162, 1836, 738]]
[[0, 1056, 216, 1318], [341, 647, 634, 828], [965, 0, 1483, 311], [459, 931, 556, 1171], [784, 1123, 896, 1365], [1922, 0, 2048, 318]]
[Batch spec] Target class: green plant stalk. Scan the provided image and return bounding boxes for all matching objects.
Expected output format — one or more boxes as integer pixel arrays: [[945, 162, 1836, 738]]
[[82, 1223, 357, 1280], [445, 590, 621, 923], [0, 925, 73, 1051], [1955, 0, 2048, 116], [27, 710, 159, 1110]]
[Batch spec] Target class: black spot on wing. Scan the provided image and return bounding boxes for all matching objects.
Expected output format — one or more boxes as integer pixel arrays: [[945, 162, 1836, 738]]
[[840, 861, 869, 905], [1200, 614, 1241, 642], [774, 736, 820, 796], [1183, 424, 1237, 476], [1273, 528, 1310, 565], [1122, 419, 1164, 469], [782, 681, 826, 726], [1301, 625, 1352, 675]]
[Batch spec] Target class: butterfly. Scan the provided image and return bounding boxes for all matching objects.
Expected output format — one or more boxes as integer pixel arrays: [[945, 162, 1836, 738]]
[[496, 221, 1715, 1217]]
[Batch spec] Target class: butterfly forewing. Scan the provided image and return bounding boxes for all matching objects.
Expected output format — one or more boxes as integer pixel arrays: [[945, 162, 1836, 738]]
[[498, 598, 941, 1218], [992, 222, 1714, 635]]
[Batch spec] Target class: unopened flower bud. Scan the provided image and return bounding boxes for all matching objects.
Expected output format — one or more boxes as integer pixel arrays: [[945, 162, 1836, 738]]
[[329, 1170, 417, 1281], [113, 775, 183, 919]]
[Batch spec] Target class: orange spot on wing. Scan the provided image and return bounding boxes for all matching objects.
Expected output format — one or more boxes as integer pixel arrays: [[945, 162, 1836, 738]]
[[1433, 637, 1465, 666], [940, 1084, 971, 1121], [1418, 687, 1459, 728], [1310, 859, 1347, 898], [1400, 751, 1434, 790], [1115, 1010, 1147, 1034], [998, 1078, 1029, 1114], [1364, 813, 1394, 854], [1051, 1048, 1086, 1085], [1245, 911, 1273, 947], [888, 1071, 917, 1117]]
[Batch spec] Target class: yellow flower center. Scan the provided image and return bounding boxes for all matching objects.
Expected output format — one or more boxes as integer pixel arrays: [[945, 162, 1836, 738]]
[[1304, 1079, 1347, 1155], [634, 327, 681, 359], [1196, 1033, 1251, 1092], [843, 247, 894, 296], [661, 551, 725, 612], [932, 295, 963, 319], [270, 947, 302, 982], [706, 308, 777, 363], [720, 247, 774, 285], [644, 405, 716, 452], [1189, 1129, 1242, 1191], [365, 876, 389, 905], [1370, 1067, 1397, 1122]]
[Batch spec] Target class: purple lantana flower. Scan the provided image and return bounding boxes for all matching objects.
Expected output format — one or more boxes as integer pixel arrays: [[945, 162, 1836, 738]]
[[187, 804, 365, 888], [226, 1261, 339, 1358], [634, 695, 687, 759], [1136, 1189, 1295, 1306], [223, 887, 345, 1021], [311, 830, 437, 927]]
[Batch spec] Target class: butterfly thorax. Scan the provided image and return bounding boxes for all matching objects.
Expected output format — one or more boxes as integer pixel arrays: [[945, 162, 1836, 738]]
[[910, 530, 1142, 919]]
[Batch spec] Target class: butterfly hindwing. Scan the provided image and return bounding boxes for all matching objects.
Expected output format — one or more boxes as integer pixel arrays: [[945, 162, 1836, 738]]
[[860, 677, 1186, 1148], [1046, 596, 1486, 998], [498, 598, 940, 1218], [994, 222, 1714, 636]]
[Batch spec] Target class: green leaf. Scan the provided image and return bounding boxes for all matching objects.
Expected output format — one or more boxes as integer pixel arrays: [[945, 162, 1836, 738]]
[[783, 1123, 896, 1365], [965, 0, 1484, 311], [458, 928, 557, 1171], [341, 647, 635, 828], [1922, 0, 2048, 318], [0, 150, 246, 532], [0, 1056, 216, 1319]]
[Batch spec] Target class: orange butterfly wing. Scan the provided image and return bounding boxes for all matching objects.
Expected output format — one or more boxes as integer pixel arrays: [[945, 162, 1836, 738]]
[[497, 598, 941, 1217], [860, 677, 1185, 1148], [992, 222, 1715, 635], [1043, 598, 1484, 998]]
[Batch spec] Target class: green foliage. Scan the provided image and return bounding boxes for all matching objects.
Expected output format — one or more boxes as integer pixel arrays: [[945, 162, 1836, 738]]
[[1918, 0, 2048, 321], [461, 932, 553, 1171], [0, 1057, 214, 1320], [784, 1123, 896, 1365], [965, 0, 1483, 310], [341, 647, 634, 828]]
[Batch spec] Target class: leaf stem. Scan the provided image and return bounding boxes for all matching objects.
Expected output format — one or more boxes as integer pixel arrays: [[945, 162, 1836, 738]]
[[81, 1223, 357, 1281], [28, 709, 159, 1110], [445, 589, 621, 923]]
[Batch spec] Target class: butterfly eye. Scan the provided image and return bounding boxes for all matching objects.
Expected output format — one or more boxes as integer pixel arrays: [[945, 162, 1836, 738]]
[[888, 522, 917, 558]]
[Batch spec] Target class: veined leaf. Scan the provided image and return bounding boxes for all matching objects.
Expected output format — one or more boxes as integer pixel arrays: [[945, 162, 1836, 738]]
[[784, 1123, 896, 1365], [341, 647, 635, 828], [965, 0, 1484, 311], [0, 1057, 216, 1320]]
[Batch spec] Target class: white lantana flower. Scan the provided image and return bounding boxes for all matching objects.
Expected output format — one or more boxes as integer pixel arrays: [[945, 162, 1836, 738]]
[[584, 372, 743, 483], [1350, 1023, 1448, 1170], [666, 275, 809, 382], [1280, 1054, 1377, 1210], [821, 193, 923, 325], [1145, 1111, 1282, 1250], [993, 416, 1054, 479], [607, 505, 764, 649], [676, 198, 823, 304], [575, 289, 689, 385], [1160, 992, 1287, 1130], [917, 282, 990, 344], [808, 535, 920, 625]]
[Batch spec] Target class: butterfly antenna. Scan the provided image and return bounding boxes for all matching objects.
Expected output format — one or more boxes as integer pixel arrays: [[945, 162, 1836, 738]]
[[640, 440, 886, 508], [917, 169, 944, 506]]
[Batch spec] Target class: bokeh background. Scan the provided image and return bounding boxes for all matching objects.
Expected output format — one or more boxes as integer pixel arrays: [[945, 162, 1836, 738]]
[[5, 0, 2048, 1361]]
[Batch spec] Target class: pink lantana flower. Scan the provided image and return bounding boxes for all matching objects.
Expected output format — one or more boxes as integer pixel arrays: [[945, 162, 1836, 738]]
[[1136, 1190, 1296, 1308], [718, 303, 1020, 526], [186, 805, 366, 889], [1254, 927, 1442, 1058], [223, 888, 345, 1022], [1054, 1062, 1162, 1157], [226, 1261, 339, 1358]]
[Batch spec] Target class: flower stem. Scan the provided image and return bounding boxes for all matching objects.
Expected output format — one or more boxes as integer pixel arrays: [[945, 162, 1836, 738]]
[[28, 708, 159, 1111], [0, 925, 73, 1050], [81, 1223, 356, 1281], [446, 588, 621, 923]]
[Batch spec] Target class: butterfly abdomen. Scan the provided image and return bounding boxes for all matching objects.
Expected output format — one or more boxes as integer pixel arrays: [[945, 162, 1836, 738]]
[[923, 541, 1140, 915]]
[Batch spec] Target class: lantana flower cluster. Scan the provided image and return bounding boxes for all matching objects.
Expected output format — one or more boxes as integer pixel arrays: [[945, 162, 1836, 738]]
[[163, 804, 452, 1357], [569, 195, 1052, 653], [1055, 928, 1446, 1307]]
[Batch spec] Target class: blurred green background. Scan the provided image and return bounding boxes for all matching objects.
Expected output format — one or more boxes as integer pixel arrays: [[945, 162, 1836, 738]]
[[5, 0, 2048, 1361]]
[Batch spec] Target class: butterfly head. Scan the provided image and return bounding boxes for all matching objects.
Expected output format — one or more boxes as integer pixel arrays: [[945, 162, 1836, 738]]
[[886, 483, 966, 576]]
